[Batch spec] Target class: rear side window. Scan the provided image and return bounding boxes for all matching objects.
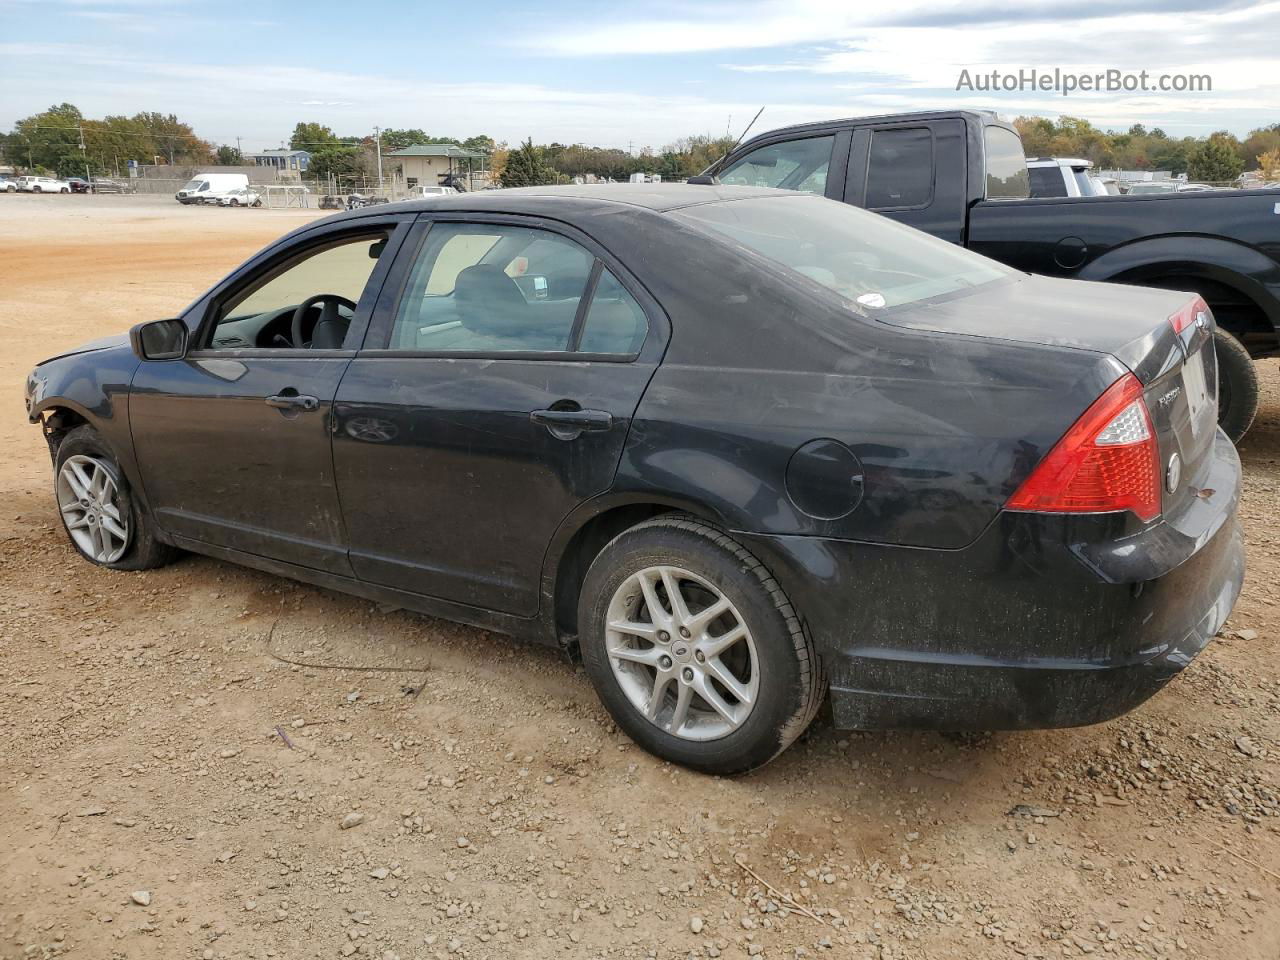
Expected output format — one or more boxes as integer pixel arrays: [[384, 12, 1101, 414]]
[[389, 223, 647, 356], [578, 269, 648, 355], [1028, 167, 1066, 198], [984, 127, 1030, 199], [718, 136, 833, 194], [865, 128, 933, 209]]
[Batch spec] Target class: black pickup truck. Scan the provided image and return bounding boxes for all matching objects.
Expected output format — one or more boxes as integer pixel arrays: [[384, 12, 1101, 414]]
[[703, 110, 1280, 441]]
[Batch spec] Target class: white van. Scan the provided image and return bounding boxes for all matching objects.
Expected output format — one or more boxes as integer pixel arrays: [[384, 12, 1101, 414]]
[[176, 173, 250, 204]]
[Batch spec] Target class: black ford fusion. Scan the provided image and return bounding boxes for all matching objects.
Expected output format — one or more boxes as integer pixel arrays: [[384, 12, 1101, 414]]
[[25, 185, 1243, 773]]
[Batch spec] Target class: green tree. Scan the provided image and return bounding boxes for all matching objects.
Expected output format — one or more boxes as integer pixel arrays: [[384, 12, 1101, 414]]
[[216, 144, 244, 165], [1188, 137, 1244, 182], [1150, 144, 1190, 175], [132, 111, 210, 164], [499, 138, 557, 187], [379, 128, 429, 151], [11, 103, 84, 175], [290, 122, 337, 149], [1241, 124, 1280, 170]]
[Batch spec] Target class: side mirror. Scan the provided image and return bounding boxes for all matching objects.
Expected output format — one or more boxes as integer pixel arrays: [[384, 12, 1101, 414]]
[[130, 318, 188, 361]]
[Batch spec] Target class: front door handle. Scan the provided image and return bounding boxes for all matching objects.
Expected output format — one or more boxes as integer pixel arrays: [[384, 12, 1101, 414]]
[[530, 407, 613, 439], [266, 393, 320, 411]]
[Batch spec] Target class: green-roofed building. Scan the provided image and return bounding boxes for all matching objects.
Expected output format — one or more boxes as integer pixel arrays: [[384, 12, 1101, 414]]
[[387, 143, 489, 192]]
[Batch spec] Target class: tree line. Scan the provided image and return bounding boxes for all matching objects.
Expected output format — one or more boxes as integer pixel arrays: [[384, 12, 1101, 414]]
[[0, 103, 213, 178], [1014, 115, 1280, 182], [5, 103, 1278, 186]]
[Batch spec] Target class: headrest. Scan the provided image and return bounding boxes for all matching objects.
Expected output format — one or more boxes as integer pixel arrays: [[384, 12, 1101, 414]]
[[454, 264, 528, 335], [455, 264, 525, 307]]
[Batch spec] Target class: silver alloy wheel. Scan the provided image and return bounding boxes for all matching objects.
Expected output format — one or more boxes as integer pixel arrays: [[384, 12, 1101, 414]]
[[56, 454, 130, 563], [605, 565, 759, 741]]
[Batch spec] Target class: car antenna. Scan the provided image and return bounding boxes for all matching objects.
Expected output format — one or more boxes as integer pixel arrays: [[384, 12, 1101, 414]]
[[725, 106, 766, 161], [690, 106, 766, 183]]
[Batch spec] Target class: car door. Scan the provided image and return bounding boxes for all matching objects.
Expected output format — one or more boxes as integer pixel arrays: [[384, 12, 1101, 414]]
[[129, 216, 411, 574], [331, 215, 667, 615], [715, 129, 851, 201], [842, 119, 968, 244]]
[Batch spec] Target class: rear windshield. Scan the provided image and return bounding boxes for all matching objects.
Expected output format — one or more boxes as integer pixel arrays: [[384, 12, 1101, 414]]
[[674, 194, 1015, 309]]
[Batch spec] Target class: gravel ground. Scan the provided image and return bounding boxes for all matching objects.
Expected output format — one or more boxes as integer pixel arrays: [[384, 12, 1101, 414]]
[[1, 194, 1277, 960]]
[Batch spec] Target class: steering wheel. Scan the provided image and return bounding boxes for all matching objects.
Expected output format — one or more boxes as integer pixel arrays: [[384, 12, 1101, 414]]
[[291, 294, 357, 348]]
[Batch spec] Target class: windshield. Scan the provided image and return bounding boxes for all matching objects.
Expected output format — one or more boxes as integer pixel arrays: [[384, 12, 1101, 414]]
[[674, 194, 1015, 308], [181, 179, 207, 192]]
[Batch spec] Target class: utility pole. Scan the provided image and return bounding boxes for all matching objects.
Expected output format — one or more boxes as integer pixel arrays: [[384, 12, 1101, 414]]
[[374, 125, 383, 193], [78, 122, 90, 184], [236, 136, 242, 161]]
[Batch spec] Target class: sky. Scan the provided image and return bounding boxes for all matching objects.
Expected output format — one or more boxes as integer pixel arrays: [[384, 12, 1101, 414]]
[[1, 0, 1277, 152]]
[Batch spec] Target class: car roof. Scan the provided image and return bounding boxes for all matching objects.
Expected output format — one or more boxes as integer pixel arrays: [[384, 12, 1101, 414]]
[[1026, 157, 1092, 167], [335, 183, 798, 220]]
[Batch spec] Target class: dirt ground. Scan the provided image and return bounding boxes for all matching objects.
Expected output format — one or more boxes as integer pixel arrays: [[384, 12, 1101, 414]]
[[1, 194, 1277, 960]]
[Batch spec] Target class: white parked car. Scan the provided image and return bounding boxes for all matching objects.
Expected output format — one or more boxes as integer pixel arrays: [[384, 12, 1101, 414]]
[[17, 176, 71, 193], [217, 188, 261, 207], [407, 184, 458, 198]]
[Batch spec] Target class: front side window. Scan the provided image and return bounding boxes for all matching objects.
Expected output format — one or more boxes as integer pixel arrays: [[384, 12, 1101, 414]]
[[865, 128, 933, 209], [390, 222, 646, 355], [718, 136, 834, 194], [983, 127, 1030, 199], [675, 194, 1014, 309], [207, 232, 388, 350]]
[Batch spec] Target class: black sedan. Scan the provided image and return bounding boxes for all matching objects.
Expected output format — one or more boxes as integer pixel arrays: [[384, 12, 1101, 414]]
[[24, 185, 1244, 774]]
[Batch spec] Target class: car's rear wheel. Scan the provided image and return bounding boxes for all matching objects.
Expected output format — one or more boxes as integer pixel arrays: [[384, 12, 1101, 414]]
[[60, 187, 69, 194], [1214, 328, 1258, 444], [32, 186, 42, 193], [578, 515, 824, 774], [54, 425, 178, 571]]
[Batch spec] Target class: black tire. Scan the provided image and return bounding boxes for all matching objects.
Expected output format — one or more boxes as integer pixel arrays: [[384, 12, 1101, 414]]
[[1214, 328, 1258, 444], [32, 186, 42, 193], [60, 187, 69, 194], [54, 425, 179, 571], [578, 515, 824, 774]]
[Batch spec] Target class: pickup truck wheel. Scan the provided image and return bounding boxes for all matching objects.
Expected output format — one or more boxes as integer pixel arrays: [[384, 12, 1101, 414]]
[[1214, 329, 1258, 444]]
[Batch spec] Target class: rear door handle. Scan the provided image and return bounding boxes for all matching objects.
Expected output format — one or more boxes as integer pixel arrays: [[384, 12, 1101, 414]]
[[530, 408, 613, 437], [266, 394, 320, 411]]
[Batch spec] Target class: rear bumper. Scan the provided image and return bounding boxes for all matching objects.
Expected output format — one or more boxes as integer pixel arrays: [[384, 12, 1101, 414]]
[[740, 430, 1245, 731]]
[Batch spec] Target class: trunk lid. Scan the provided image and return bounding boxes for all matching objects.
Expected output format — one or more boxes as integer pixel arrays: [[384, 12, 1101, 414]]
[[1143, 311, 1218, 519], [881, 273, 1219, 521]]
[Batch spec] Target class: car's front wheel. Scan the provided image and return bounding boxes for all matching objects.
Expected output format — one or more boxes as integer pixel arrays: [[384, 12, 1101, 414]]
[[54, 425, 178, 571], [578, 516, 824, 774]]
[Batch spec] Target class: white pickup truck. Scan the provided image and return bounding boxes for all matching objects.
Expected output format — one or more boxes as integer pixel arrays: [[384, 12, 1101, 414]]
[[17, 176, 71, 194], [1025, 157, 1107, 198]]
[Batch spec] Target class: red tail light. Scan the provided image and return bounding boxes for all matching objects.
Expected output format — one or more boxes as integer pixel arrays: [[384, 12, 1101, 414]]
[[1007, 373, 1160, 522], [1167, 296, 1209, 335]]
